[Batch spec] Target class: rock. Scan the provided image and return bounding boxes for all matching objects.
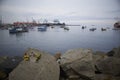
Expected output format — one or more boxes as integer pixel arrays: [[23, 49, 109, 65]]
[[107, 50, 115, 57], [60, 48, 95, 80], [0, 56, 22, 73], [54, 52, 61, 61], [95, 74, 120, 80], [60, 48, 93, 64], [107, 47, 120, 58], [93, 51, 108, 64], [96, 57, 120, 76], [113, 47, 120, 58], [0, 70, 7, 80], [93, 51, 108, 73], [0, 56, 22, 80], [9, 48, 60, 80]]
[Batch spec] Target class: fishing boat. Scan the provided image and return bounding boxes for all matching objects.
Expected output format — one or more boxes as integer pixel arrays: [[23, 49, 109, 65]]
[[89, 28, 96, 31], [38, 25, 47, 31], [64, 27, 69, 30], [101, 28, 106, 31], [9, 27, 28, 33]]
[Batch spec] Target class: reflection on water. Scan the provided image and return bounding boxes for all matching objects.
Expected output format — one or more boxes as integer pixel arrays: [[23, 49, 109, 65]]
[[0, 25, 120, 56], [9, 33, 24, 38]]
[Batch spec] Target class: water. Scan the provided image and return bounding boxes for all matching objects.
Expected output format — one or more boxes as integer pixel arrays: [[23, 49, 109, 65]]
[[0, 23, 120, 56]]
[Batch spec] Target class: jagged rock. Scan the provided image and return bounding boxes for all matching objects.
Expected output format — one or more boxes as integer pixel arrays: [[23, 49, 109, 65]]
[[60, 48, 95, 80], [96, 57, 120, 76], [9, 48, 60, 80], [107, 47, 120, 58]]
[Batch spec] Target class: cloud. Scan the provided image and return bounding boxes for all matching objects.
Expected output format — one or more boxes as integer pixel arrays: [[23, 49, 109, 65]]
[[0, 0, 120, 23]]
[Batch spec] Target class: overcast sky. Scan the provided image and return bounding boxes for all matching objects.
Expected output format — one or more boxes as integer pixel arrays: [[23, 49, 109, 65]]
[[0, 0, 120, 23]]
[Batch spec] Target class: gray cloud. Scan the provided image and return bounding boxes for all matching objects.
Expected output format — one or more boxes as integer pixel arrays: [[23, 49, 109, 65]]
[[0, 0, 120, 23]]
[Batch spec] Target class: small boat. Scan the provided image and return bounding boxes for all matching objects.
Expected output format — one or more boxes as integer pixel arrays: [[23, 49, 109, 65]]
[[89, 28, 96, 31], [9, 27, 28, 33], [38, 25, 47, 31], [82, 26, 87, 29], [82, 26, 85, 29], [64, 27, 69, 30], [101, 28, 106, 31], [51, 26, 54, 28]]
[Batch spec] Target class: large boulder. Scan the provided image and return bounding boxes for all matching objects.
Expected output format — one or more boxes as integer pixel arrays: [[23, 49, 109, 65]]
[[60, 48, 95, 80], [96, 57, 120, 76], [60, 48, 93, 64], [9, 48, 60, 80]]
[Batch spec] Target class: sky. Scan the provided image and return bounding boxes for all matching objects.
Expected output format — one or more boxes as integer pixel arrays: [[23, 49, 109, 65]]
[[0, 0, 120, 23]]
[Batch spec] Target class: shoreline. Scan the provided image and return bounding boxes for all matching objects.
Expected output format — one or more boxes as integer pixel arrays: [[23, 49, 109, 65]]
[[0, 46, 120, 80]]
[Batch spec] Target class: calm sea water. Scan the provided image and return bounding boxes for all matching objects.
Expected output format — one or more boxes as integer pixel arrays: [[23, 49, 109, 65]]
[[0, 23, 120, 56]]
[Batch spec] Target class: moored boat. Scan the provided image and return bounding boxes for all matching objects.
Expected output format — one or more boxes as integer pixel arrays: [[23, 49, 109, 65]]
[[64, 27, 69, 30], [101, 28, 106, 31], [9, 27, 28, 33], [89, 28, 96, 31], [38, 25, 47, 31]]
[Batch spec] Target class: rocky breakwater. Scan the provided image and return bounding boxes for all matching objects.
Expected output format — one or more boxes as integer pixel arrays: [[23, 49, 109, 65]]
[[9, 48, 60, 80], [1, 46, 120, 80]]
